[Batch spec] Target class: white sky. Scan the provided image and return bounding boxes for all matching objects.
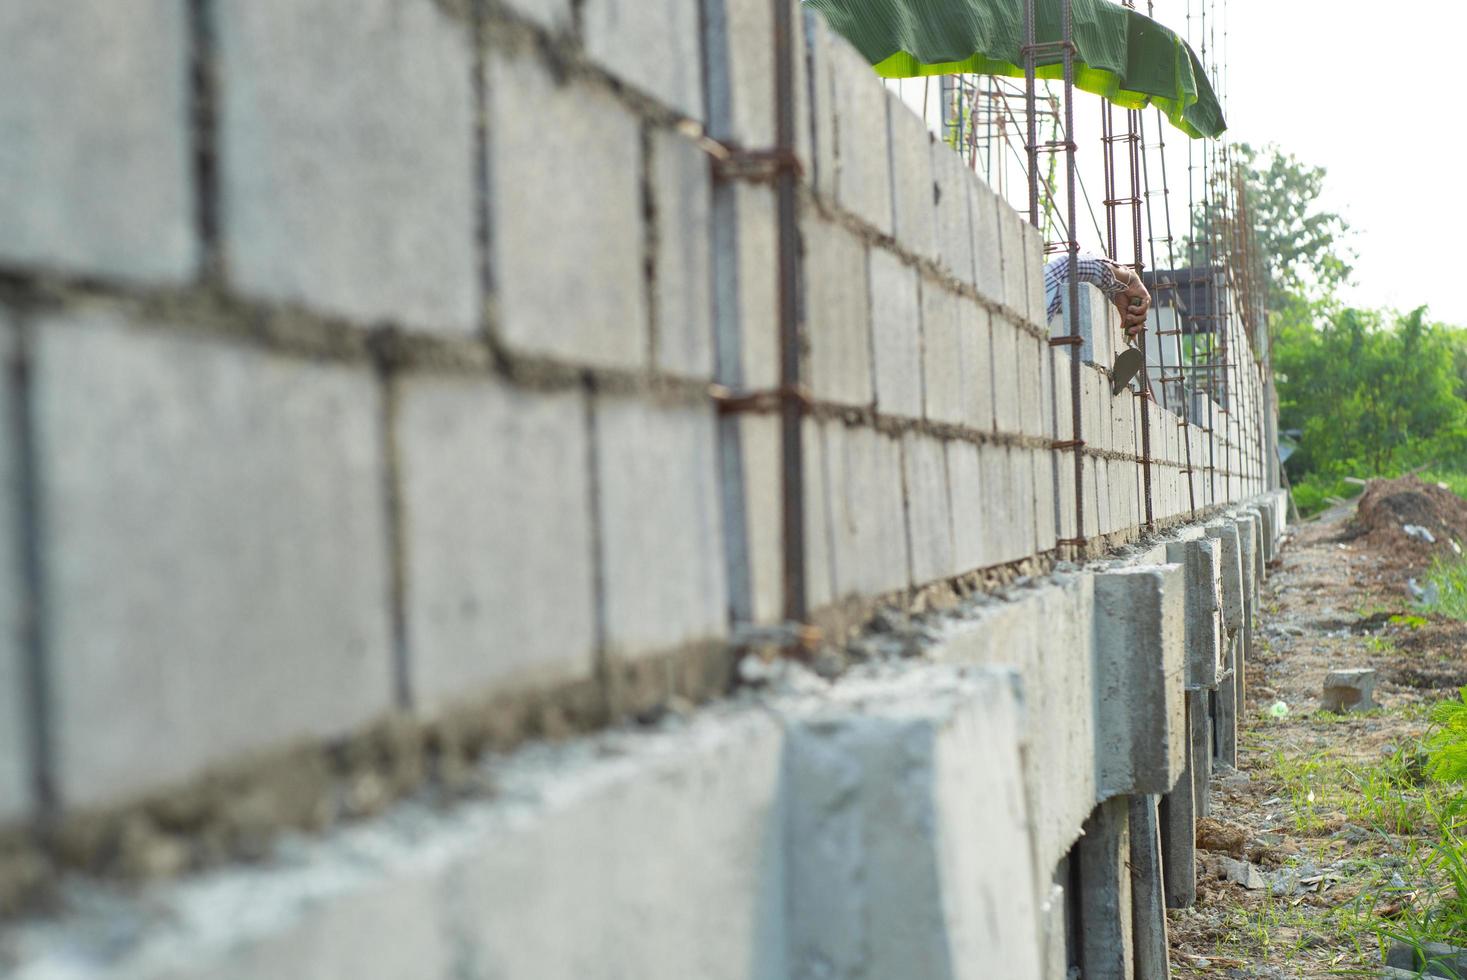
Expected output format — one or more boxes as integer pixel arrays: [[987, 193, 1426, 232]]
[[888, 0, 1466, 323]]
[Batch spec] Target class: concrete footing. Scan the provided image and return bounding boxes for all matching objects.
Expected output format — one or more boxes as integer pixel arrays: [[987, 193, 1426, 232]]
[[1078, 797, 1134, 980], [1129, 795, 1172, 980]]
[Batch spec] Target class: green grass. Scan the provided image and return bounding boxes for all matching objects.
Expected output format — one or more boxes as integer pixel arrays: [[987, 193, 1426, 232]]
[[1291, 474, 1366, 517], [1419, 556, 1467, 621]]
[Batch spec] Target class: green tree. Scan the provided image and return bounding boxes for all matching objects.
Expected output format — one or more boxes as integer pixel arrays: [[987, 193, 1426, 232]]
[[1275, 304, 1467, 478], [1189, 143, 1353, 313]]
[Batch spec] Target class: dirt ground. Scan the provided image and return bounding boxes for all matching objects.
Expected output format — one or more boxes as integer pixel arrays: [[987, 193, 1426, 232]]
[[1167, 482, 1467, 978]]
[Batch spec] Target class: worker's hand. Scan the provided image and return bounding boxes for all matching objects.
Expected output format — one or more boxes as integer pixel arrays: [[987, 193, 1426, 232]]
[[1112, 268, 1150, 337]]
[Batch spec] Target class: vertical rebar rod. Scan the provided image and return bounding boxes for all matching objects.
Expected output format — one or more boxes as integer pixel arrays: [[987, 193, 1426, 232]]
[[1062, 0, 1083, 548], [1127, 101, 1154, 528], [772, 0, 805, 625], [1023, 1, 1039, 230]]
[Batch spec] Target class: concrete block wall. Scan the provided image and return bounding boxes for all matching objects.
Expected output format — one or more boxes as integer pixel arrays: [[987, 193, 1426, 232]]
[[0, 0, 1279, 885]]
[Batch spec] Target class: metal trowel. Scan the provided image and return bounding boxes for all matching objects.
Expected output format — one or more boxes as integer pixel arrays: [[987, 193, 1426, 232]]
[[1110, 346, 1144, 395], [1110, 295, 1147, 395]]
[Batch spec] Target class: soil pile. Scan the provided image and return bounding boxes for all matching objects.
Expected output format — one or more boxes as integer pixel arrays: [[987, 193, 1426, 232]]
[[1340, 475, 1467, 567]]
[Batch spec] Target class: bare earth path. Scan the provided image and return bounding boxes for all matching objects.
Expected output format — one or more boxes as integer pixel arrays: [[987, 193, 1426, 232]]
[[1167, 500, 1464, 978]]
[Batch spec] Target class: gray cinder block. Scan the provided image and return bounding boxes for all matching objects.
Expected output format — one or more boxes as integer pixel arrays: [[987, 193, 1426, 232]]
[[824, 424, 907, 599], [217, 0, 477, 332], [583, 0, 704, 119], [804, 219, 872, 408], [869, 248, 922, 418], [594, 397, 728, 656], [396, 377, 597, 711], [888, 94, 937, 262], [970, 178, 1005, 306], [903, 433, 954, 586], [931, 141, 976, 287], [651, 129, 715, 379], [488, 47, 646, 367], [947, 440, 986, 573], [34, 311, 394, 808], [829, 37, 892, 233], [0, 1, 196, 283]]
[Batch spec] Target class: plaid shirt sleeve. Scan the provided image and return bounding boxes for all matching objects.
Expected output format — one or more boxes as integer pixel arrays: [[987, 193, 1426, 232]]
[[1044, 252, 1126, 321]]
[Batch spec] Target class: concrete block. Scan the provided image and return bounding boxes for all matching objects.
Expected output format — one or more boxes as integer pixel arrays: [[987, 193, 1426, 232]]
[[0, 1, 196, 284], [1023, 221, 1048, 329], [929, 576, 1098, 878], [0, 317, 29, 824], [931, 142, 975, 286], [803, 7, 839, 198], [1165, 537, 1223, 689], [34, 311, 394, 808], [829, 37, 892, 233], [921, 282, 962, 425], [1078, 798, 1134, 980], [888, 94, 937, 261], [1189, 688, 1212, 819], [1128, 795, 1172, 980], [948, 441, 986, 572], [703, 0, 774, 147], [396, 377, 595, 710], [784, 667, 1043, 980], [1012, 448, 1038, 559], [1111, 387, 1136, 452], [979, 445, 1018, 564], [584, 0, 703, 119], [869, 248, 923, 417], [488, 48, 646, 367], [1322, 668, 1377, 714], [712, 184, 779, 390], [803, 417, 836, 611], [997, 205, 1029, 319], [595, 397, 727, 654], [991, 314, 1020, 434], [1203, 521, 1245, 633], [731, 414, 783, 624], [825, 423, 908, 599], [501, 0, 574, 31], [218, 0, 476, 332], [652, 129, 715, 378], [904, 434, 954, 585], [1093, 564, 1188, 799], [957, 299, 994, 432], [970, 178, 1005, 306], [805, 219, 872, 407], [1017, 333, 1044, 439], [1034, 450, 1058, 553]]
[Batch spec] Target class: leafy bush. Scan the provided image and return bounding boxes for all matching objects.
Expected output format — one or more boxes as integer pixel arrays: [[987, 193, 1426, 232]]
[[1427, 689, 1467, 785]]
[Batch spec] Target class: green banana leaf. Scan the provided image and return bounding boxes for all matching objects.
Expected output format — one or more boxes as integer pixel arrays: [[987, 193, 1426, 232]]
[[805, 0, 1225, 138]]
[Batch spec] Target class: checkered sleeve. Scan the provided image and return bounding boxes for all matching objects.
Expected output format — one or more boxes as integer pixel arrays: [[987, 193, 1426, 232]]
[[1044, 252, 1126, 321]]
